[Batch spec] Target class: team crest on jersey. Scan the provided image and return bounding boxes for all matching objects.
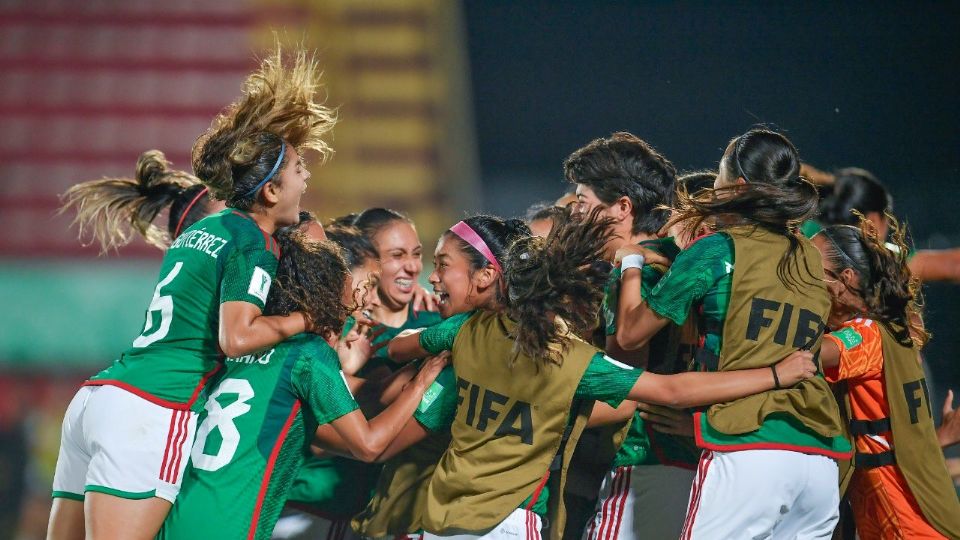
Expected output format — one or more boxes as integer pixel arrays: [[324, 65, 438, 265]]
[[248, 267, 272, 303]]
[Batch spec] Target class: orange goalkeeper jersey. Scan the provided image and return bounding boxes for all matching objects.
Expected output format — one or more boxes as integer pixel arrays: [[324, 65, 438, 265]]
[[825, 318, 945, 539]]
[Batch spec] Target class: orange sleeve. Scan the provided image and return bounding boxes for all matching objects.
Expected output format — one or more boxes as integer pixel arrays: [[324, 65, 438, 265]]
[[823, 319, 883, 383]]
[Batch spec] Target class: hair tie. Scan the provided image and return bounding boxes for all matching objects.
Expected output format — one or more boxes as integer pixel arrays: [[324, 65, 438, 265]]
[[173, 187, 209, 238], [449, 221, 503, 274], [244, 144, 286, 198]]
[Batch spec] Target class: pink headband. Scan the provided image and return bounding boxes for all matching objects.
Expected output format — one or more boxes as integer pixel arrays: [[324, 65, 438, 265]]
[[449, 221, 503, 274]]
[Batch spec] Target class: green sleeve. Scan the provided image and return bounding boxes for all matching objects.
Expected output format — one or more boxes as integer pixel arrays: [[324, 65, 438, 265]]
[[293, 341, 360, 426], [418, 311, 475, 354], [645, 234, 732, 325], [574, 352, 644, 408], [413, 365, 458, 432], [219, 247, 279, 310]]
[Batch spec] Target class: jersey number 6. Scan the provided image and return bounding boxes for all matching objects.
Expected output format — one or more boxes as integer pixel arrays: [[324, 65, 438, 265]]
[[133, 262, 183, 348]]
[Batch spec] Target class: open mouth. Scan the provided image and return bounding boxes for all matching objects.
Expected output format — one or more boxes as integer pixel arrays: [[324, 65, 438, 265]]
[[394, 278, 413, 293], [436, 291, 450, 306]]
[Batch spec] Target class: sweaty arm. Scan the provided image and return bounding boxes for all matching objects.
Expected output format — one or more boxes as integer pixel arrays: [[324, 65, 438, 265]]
[[617, 235, 725, 351], [313, 354, 448, 462], [909, 249, 960, 283], [615, 266, 671, 351], [217, 246, 306, 357], [219, 302, 307, 357], [627, 350, 816, 408], [387, 310, 474, 362]]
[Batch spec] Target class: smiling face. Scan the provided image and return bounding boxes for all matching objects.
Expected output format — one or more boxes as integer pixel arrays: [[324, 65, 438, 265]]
[[428, 234, 499, 318], [371, 220, 423, 311]]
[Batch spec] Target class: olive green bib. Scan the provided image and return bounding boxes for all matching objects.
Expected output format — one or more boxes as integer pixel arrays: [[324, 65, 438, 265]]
[[844, 322, 960, 538], [705, 227, 845, 438], [351, 432, 449, 538], [596, 315, 699, 468], [423, 312, 595, 539]]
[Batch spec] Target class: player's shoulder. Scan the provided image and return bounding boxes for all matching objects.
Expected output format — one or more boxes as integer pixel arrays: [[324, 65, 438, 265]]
[[294, 334, 340, 367], [639, 236, 681, 260], [217, 209, 280, 257], [830, 318, 881, 351]]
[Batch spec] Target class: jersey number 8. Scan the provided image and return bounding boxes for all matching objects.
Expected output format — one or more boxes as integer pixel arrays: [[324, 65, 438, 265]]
[[191, 378, 255, 472]]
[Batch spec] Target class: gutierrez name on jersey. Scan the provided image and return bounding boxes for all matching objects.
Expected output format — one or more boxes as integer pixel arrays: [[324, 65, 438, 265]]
[[170, 228, 229, 258]]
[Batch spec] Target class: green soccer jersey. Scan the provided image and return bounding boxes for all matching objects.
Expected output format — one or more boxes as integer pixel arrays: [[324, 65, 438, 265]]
[[87, 209, 280, 411], [602, 237, 681, 336], [359, 304, 443, 376], [158, 333, 359, 540], [286, 304, 442, 518], [603, 237, 694, 468], [417, 311, 644, 516], [645, 232, 851, 457]]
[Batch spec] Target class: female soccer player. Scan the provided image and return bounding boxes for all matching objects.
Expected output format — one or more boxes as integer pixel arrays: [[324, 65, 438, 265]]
[[808, 167, 960, 283], [352, 215, 531, 540], [614, 128, 852, 539], [352, 208, 443, 367], [562, 133, 699, 540], [157, 228, 446, 540], [293, 208, 442, 539], [384, 212, 819, 540], [48, 46, 334, 539], [813, 220, 960, 539]]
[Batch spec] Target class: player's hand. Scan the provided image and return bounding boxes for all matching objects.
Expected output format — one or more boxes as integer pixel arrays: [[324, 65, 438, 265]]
[[638, 402, 695, 436], [411, 284, 440, 314], [937, 390, 960, 449], [613, 244, 671, 268], [336, 323, 385, 376], [773, 350, 817, 387], [413, 352, 450, 390]]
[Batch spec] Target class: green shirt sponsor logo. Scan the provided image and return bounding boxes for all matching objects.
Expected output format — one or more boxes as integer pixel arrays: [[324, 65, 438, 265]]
[[832, 326, 863, 350], [418, 380, 445, 414]]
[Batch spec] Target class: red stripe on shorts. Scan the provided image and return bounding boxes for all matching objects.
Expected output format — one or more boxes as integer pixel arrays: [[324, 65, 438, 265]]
[[158, 409, 178, 482], [610, 465, 632, 539], [681, 450, 714, 540], [169, 409, 191, 483]]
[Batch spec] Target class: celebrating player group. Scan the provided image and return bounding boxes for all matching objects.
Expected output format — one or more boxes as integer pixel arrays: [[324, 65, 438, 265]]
[[48, 46, 960, 540]]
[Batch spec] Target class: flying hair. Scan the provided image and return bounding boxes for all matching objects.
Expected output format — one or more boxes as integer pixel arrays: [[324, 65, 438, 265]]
[[60, 150, 200, 253], [192, 42, 336, 204], [504, 209, 615, 366]]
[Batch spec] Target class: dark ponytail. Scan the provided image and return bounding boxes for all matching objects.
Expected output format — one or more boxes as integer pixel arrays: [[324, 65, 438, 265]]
[[818, 168, 892, 226], [60, 150, 203, 252], [817, 215, 928, 348], [671, 128, 819, 291], [503, 209, 614, 365]]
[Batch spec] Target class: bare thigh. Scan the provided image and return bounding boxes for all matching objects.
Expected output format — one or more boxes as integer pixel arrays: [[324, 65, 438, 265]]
[[85, 492, 172, 540], [47, 498, 85, 540]]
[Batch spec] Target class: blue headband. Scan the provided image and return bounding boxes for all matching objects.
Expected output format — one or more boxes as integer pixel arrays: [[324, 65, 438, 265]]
[[244, 144, 285, 198]]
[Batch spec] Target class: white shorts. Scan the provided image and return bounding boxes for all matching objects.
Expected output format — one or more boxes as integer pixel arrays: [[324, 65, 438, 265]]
[[423, 509, 542, 540], [51, 384, 198, 503], [680, 450, 840, 540], [583, 464, 696, 540]]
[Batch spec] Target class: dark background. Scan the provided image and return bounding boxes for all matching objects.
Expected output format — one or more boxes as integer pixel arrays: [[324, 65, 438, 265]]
[[464, 1, 960, 425]]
